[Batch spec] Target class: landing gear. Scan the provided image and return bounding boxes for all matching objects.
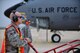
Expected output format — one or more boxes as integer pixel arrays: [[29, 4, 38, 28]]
[[46, 29, 61, 43], [67, 48, 80, 53], [51, 34, 61, 43]]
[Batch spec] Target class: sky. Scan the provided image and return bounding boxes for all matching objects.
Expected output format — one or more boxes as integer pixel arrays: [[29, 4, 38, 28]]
[[0, 0, 23, 28]]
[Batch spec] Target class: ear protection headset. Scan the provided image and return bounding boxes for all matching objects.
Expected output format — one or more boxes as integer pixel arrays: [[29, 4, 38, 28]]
[[12, 10, 18, 22]]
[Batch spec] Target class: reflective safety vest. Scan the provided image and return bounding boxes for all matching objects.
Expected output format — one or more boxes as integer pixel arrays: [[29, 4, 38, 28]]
[[1, 24, 24, 53]]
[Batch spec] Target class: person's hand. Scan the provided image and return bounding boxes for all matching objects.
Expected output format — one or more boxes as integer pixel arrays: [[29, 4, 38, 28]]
[[25, 38, 31, 43], [26, 21, 30, 25]]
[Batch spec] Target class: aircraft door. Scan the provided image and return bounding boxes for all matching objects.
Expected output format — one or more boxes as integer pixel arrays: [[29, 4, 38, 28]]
[[36, 17, 49, 29]]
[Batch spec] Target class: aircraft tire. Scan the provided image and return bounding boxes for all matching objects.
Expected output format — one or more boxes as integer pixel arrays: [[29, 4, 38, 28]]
[[51, 34, 61, 43], [67, 48, 80, 53]]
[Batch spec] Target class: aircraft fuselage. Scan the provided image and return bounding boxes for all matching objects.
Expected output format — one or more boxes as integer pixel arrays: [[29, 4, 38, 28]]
[[17, 0, 80, 31]]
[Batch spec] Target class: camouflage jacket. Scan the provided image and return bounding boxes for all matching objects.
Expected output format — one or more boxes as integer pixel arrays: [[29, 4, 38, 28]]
[[5, 23, 27, 53], [19, 24, 32, 53]]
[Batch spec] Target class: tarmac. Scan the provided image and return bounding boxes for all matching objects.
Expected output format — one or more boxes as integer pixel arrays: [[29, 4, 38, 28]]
[[0, 28, 80, 53]]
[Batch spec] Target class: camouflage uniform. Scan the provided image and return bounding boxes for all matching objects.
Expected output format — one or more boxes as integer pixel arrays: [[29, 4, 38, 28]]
[[19, 24, 32, 53], [5, 22, 28, 53]]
